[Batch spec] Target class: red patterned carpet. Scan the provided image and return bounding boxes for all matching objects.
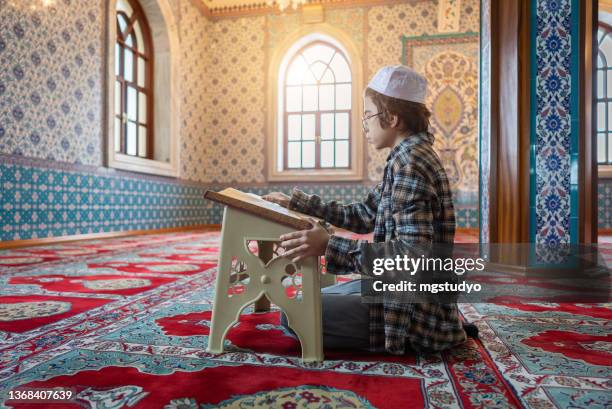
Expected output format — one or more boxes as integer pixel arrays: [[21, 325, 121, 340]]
[[0, 230, 609, 408]]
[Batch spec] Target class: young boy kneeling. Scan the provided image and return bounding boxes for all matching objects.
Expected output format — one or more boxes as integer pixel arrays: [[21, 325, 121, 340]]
[[264, 65, 470, 355]]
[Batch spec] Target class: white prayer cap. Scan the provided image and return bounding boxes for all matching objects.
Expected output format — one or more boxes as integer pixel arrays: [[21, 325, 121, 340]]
[[367, 65, 427, 104]]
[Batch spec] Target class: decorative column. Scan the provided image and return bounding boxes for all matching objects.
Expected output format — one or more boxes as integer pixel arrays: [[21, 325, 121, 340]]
[[479, 0, 596, 267]]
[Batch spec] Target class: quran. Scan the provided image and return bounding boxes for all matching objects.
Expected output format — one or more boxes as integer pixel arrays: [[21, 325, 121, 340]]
[[203, 188, 319, 230]]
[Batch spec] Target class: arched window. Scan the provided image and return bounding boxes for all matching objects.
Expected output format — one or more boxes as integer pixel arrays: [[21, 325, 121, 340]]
[[597, 23, 612, 165], [107, 0, 179, 177], [282, 41, 352, 170], [115, 0, 153, 159], [267, 31, 363, 181]]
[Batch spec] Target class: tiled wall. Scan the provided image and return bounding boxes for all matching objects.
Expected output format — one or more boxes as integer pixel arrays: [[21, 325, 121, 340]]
[[599, 179, 612, 230], [529, 0, 579, 245], [0, 0, 480, 241], [366, 1, 479, 181], [177, 0, 480, 185], [177, 0, 480, 231], [0, 158, 205, 241], [0, 156, 479, 241], [0, 0, 104, 165]]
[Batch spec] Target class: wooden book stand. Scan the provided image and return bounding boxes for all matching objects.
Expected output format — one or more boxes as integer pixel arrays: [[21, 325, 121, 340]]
[[204, 188, 335, 362]]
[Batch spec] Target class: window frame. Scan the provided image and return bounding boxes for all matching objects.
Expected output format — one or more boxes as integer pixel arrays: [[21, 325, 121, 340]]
[[115, 1, 154, 159], [597, 22, 612, 178], [266, 29, 364, 182], [105, 0, 180, 178], [282, 41, 353, 171]]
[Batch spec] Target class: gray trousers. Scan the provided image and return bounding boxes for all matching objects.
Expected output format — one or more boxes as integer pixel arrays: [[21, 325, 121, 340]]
[[280, 279, 370, 351]]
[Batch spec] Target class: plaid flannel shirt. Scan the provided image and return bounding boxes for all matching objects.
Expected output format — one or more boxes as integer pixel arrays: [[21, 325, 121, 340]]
[[288, 132, 467, 355]]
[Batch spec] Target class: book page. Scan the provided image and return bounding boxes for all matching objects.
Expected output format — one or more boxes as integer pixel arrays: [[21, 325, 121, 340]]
[[208, 188, 324, 226]]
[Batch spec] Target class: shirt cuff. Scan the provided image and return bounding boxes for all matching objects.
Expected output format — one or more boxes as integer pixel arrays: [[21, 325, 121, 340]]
[[288, 188, 311, 213], [324, 235, 364, 274]]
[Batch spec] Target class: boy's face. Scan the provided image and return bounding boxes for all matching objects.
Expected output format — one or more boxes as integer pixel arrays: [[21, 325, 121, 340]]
[[362, 95, 398, 150]]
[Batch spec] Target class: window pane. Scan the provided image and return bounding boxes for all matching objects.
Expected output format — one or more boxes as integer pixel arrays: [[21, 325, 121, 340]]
[[321, 113, 334, 140], [137, 57, 145, 88], [117, 0, 133, 15], [138, 125, 147, 157], [288, 115, 301, 141], [134, 21, 143, 51], [608, 103, 612, 132], [302, 68, 317, 85], [138, 92, 147, 124], [115, 44, 121, 76], [608, 133, 612, 164], [598, 133, 607, 163], [286, 55, 308, 85], [124, 49, 133, 82], [302, 44, 335, 65], [302, 141, 315, 168], [335, 113, 349, 139], [598, 70, 604, 98], [114, 117, 121, 152], [115, 81, 122, 115], [335, 140, 349, 167], [127, 86, 137, 121], [280, 42, 354, 171], [288, 141, 301, 168], [286, 86, 302, 112], [321, 141, 334, 167], [127, 121, 137, 156], [608, 70, 612, 98], [329, 53, 351, 83], [302, 114, 315, 140], [310, 61, 327, 81], [117, 13, 128, 34], [320, 68, 334, 84], [319, 84, 334, 111], [598, 102, 606, 131], [125, 32, 133, 48], [303, 85, 318, 111], [335, 84, 351, 110], [602, 35, 612, 65], [598, 53, 605, 69]]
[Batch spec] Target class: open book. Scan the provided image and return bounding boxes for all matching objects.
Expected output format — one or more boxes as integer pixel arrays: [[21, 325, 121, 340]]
[[204, 188, 321, 230]]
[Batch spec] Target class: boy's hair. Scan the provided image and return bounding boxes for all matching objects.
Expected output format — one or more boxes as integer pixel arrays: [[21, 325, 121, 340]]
[[365, 87, 431, 134]]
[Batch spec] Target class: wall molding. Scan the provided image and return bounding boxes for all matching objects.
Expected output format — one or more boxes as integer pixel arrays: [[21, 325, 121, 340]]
[[191, 0, 432, 20]]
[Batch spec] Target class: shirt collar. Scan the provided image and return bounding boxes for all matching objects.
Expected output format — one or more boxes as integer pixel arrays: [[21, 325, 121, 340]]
[[386, 132, 434, 162]]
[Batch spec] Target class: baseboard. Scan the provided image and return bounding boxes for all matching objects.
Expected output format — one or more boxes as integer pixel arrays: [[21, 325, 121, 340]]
[[0, 224, 222, 250], [456, 227, 478, 236]]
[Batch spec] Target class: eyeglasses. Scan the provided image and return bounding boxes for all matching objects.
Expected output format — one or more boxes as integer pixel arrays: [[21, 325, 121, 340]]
[[362, 112, 383, 131]]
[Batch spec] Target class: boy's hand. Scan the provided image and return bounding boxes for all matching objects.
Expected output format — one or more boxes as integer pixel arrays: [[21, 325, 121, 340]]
[[262, 192, 291, 208], [280, 218, 330, 263]]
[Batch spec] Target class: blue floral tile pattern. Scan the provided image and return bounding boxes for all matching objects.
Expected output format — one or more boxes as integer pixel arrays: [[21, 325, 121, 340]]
[[531, 0, 579, 245], [0, 161, 478, 242], [598, 180, 612, 229]]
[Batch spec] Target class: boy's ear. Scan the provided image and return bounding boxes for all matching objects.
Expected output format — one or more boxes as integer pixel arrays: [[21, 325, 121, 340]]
[[389, 113, 400, 129]]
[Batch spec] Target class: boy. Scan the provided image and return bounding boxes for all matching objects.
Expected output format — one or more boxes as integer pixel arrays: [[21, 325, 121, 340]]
[[263, 65, 469, 355]]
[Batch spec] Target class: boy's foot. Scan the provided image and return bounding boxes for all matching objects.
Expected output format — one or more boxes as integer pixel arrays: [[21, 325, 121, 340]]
[[463, 322, 479, 338]]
